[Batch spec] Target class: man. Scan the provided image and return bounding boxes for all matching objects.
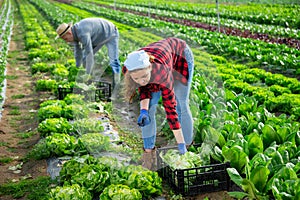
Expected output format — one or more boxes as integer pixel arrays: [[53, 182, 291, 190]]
[[56, 18, 121, 88]]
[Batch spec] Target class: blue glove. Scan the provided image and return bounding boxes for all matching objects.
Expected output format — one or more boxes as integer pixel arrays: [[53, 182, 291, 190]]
[[137, 109, 151, 127], [178, 143, 187, 155]]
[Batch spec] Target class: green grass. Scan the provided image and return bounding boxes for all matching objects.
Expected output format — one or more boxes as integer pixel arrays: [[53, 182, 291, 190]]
[[0, 176, 57, 199], [5, 75, 18, 80], [8, 109, 21, 115], [0, 141, 9, 147], [9, 105, 20, 109], [8, 105, 21, 115], [11, 94, 26, 99], [24, 82, 31, 88], [9, 121, 18, 128], [16, 131, 36, 139], [14, 113, 36, 121], [0, 157, 13, 164], [7, 148, 18, 153]]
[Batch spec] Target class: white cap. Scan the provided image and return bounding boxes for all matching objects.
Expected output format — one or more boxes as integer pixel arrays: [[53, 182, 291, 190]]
[[124, 50, 150, 71]]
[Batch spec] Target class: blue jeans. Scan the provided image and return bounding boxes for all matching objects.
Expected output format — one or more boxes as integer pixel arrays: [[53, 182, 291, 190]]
[[106, 29, 120, 74], [142, 45, 194, 149]]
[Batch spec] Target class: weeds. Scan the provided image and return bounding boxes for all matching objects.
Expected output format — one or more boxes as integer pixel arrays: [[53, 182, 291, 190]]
[[0, 176, 57, 199]]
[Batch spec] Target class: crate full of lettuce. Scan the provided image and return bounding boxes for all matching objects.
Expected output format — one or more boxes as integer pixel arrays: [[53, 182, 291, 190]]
[[157, 144, 230, 196]]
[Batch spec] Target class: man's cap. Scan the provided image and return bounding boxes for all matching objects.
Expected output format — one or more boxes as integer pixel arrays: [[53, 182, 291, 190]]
[[55, 22, 72, 40]]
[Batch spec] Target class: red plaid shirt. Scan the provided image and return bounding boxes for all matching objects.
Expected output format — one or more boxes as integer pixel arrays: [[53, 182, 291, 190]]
[[123, 37, 189, 130]]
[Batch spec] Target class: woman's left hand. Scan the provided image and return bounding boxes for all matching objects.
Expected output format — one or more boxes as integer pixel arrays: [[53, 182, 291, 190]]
[[137, 109, 151, 127]]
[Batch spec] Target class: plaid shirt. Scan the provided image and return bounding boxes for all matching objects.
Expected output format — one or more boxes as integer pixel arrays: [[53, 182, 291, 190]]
[[123, 37, 189, 130]]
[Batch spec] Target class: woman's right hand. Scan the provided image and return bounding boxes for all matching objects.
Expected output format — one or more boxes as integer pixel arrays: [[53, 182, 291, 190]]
[[178, 143, 187, 154]]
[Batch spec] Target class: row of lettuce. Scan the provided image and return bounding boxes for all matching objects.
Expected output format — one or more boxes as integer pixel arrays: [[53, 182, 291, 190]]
[[17, 0, 163, 199], [72, 1, 300, 74], [87, 0, 300, 40], [93, 0, 300, 29], [18, 0, 300, 199], [0, 0, 13, 116]]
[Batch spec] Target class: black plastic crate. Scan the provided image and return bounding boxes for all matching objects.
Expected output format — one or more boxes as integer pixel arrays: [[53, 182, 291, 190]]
[[57, 87, 73, 100], [157, 145, 231, 196], [58, 87, 95, 100], [93, 80, 111, 102], [57, 81, 111, 102]]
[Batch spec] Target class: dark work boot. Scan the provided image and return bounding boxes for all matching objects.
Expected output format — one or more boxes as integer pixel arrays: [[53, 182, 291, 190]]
[[112, 73, 120, 90], [142, 148, 157, 171], [111, 73, 120, 101]]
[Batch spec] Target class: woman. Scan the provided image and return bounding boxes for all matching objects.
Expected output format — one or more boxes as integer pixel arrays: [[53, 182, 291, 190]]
[[122, 37, 194, 170]]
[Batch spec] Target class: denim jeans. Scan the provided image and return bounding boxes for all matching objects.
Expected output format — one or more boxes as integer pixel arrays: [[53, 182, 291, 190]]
[[106, 29, 121, 74], [142, 45, 194, 149]]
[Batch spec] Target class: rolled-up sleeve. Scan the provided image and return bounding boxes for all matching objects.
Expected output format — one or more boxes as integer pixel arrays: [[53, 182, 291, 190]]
[[81, 35, 94, 74], [74, 43, 83, 67], [160, 85, 180, 130]]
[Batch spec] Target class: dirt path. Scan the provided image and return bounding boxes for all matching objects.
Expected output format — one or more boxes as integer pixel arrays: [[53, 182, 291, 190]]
[[0, 19, 48, 185]]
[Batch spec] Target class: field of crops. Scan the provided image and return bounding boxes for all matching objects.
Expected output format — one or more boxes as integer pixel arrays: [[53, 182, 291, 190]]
[[0, 0, 299, 199]]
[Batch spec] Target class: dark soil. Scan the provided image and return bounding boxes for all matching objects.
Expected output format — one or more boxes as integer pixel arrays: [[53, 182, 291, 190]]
[[0, 22, 48, 187]]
